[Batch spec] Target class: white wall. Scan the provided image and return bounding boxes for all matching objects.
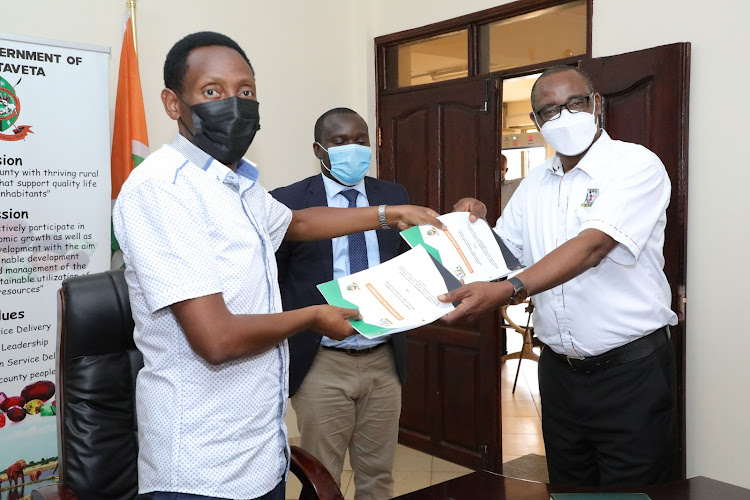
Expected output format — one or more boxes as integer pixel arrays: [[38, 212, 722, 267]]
[[592, 0, 750, 487], [5, 0, 750, 489], [6, 0, 365, 191]]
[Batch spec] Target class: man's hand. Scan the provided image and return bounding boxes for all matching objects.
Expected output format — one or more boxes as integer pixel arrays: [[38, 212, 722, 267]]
[[310, 305, 361, 341], [438, 281, 513, 323], [386, 205, 445, 231], [452, 197, 487, 222]]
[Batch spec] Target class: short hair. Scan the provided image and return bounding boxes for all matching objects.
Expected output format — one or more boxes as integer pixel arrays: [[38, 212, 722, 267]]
[[163, 31, 254, 92], [530, 66, 595, 111], [314, 108, 360, 143]]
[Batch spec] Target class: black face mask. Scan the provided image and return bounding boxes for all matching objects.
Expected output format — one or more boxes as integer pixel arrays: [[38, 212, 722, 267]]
[[181, 96, 261, 165]]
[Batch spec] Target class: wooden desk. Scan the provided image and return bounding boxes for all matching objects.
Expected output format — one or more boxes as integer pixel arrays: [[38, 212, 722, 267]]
[[394, 471, 750, 499]]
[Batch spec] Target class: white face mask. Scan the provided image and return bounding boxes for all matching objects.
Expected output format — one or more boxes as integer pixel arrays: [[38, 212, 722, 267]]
[[537, 102, 598, 157]]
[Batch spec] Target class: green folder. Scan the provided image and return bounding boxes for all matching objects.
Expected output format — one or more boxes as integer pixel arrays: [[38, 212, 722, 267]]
[[550, 494, 651, 500], [317, 248, 462, 338]]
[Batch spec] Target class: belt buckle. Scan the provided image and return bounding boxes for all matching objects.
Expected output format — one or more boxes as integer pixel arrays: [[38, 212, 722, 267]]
[[565, 354, 586, 370]]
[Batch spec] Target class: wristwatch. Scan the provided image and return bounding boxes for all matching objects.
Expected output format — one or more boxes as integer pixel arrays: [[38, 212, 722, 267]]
[[378, 204, 389, 230], [508, 276, 528, 305]]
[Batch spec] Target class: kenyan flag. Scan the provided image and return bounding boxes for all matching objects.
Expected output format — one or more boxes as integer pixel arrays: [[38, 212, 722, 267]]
[[111, 10, 149, 268], [111, 12, 149, 199]]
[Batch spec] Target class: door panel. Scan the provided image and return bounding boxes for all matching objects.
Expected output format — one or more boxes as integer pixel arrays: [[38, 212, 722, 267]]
[[440, 344, 480, 449], [441, 103, 482, 210], [580, 42, 690, 478], [393, 108, 432, 208], [379, 78, 502, 470], [602, 77, 653, 147], [399, 337, 430, 438]]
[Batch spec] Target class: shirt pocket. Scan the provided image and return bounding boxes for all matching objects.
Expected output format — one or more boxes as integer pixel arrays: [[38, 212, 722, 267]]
[[568, 206, 590, 240]]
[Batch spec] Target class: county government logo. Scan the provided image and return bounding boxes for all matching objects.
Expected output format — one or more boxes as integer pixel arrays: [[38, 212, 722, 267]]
[[0, 75, 33, 141]]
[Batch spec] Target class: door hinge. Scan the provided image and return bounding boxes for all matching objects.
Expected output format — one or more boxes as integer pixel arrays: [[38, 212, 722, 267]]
[[479, 442, 490, 469], [483, 80, 490, 113], [678, 284, 686, 322], [377, 127, 382, 147]]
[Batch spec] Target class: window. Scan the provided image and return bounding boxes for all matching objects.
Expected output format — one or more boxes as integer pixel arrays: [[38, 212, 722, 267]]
[[378, 0, 590, 91], [479, 1, 587, 73], [385, 30, 468, 88]]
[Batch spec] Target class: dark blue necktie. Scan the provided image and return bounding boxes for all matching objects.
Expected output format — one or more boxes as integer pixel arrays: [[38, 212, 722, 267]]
[[341, 189, 368, 274]]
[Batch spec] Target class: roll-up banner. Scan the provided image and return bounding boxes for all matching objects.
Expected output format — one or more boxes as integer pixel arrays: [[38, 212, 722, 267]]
[[0, 33, 110, 492]]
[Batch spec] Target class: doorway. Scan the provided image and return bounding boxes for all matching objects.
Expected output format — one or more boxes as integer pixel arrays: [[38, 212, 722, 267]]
[[499, 73, 547, 467]]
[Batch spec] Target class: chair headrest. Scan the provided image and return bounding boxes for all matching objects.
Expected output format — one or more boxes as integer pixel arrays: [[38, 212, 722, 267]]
[[60, 270, 135, 359]]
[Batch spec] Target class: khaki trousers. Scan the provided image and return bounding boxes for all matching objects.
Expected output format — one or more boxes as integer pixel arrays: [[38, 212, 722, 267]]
[[291, 344, 402, 500]]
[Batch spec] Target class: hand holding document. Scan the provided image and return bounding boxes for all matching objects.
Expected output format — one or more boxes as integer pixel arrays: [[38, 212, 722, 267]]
[[317, 212, 523, 338], [317, 245, 461, 338], [400, 212, 523, 283]]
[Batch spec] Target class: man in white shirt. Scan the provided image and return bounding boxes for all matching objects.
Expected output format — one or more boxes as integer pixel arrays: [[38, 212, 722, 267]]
[[113, 31, 443, 500], [444, 66, 678, 486]]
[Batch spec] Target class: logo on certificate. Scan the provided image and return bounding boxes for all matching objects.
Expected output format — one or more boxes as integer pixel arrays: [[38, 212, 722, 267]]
[[454, 266, 466, 280], [426, 227, 437, 236], [346, 283, 359, 291], [378, 318, 393, 327], [582, 188, 599, 207], [0, 76, 33, 142]]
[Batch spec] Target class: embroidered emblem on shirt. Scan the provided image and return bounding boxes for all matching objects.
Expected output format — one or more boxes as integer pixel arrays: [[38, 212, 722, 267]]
[[582, 188, 599, 207]]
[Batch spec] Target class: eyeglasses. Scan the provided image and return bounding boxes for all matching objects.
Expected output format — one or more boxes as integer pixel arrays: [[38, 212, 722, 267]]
[[535, 93, 594, 122]]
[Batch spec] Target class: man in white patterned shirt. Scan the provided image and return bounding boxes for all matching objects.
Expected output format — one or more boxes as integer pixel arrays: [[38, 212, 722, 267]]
[[113, 32, 443, 500]]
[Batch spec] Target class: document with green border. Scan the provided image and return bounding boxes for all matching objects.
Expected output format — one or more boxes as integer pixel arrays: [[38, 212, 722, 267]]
[[317, 245, 461, 338], [400, 212, 523, 284]]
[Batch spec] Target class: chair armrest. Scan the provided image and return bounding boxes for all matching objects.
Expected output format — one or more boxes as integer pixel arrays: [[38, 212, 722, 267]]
[[31, 484, 77, 500], [290, 445, 344, 500]]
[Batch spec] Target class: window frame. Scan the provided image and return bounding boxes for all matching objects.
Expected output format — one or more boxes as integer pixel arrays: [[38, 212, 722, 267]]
[[375, 0, 593, 95]]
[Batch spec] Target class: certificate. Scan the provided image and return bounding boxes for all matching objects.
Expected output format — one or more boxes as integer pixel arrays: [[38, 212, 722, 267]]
[[317, 245, 461, 338], [400, 212, 523, 284]]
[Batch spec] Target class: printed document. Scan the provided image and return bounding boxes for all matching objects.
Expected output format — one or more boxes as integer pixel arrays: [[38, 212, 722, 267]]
[[400, 212, 523, 283], [317, 245, 461, 338]]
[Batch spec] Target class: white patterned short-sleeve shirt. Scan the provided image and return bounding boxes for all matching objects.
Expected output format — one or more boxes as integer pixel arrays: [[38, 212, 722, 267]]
[[113, 134, 293, 498]]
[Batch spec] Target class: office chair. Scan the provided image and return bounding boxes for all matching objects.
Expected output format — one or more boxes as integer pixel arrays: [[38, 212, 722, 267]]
[[32, 270, 342, 500]]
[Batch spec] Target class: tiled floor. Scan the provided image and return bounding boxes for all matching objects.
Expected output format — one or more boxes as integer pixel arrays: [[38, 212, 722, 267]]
[[285, 322, 544, 498], [284, 443, 474, 498]]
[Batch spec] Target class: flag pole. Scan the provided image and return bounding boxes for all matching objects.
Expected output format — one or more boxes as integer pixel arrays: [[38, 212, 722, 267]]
[[128, 0, 138, 58]]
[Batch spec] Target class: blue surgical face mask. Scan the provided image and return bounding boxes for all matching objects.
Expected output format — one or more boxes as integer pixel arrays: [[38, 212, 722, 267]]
[[317, 143, 371, 186]]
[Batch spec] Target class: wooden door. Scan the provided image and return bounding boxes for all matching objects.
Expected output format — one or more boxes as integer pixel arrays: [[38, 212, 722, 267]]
[[580, 42, 691, 478], [379, 78, 503, 470]]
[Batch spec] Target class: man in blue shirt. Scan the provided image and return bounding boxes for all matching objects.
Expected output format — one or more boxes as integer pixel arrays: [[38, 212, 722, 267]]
[[272, 108, 409, 499]]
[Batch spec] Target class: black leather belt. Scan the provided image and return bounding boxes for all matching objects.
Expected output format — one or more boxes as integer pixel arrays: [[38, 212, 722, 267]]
[[321, 342, 387, 357], [550, 326, 670, 373]]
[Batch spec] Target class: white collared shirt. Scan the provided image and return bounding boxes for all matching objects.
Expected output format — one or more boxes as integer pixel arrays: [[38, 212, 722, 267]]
[[113, 135, 293, 497], [496, 131, 677, 357]]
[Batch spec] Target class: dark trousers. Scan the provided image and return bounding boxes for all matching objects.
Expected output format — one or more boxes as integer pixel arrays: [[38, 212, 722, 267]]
[[538, 339, 676, 487], [139, 479, 285, 500]]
